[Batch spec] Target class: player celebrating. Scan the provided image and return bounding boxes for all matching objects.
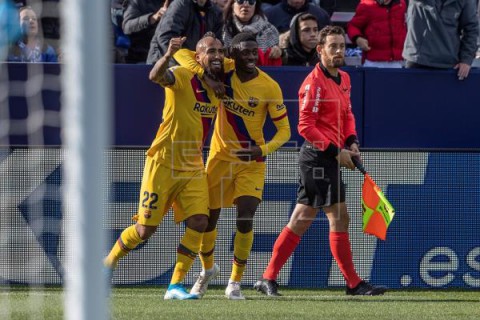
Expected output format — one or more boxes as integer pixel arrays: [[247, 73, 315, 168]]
[[254, 26, 387, 296], [103, 34, 225, 300], [175, 32, 291, 299]]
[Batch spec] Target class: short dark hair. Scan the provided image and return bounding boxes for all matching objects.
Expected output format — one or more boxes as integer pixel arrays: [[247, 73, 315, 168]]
[[230, 32, 257, 49], [318, 25, 345, 45], [202, 31, 217, 40], [297, 13, 318, 25], [294, 13, 318, 38], [196, 32, 223, 52]]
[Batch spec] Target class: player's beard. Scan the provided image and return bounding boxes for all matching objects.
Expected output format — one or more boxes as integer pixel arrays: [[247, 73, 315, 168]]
[[205, 65, 225, 81], [327, 56, 345, 68]]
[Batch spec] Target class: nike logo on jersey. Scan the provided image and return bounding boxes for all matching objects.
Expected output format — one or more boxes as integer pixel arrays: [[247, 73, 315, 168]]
[[196, 89, 206, 93]]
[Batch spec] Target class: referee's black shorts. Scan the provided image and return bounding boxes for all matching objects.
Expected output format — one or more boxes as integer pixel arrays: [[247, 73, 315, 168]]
[[296, 141, 346, 208]]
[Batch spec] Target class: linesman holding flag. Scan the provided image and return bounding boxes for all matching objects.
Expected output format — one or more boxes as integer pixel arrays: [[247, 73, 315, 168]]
[[255, 26, 387, 297]]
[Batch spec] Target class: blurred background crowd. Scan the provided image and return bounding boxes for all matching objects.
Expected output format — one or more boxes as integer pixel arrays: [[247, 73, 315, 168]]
[[1, 0, 479, 69]]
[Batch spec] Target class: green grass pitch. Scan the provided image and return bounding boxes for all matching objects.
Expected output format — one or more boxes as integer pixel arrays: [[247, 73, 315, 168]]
[[2, 286, 479, 320]]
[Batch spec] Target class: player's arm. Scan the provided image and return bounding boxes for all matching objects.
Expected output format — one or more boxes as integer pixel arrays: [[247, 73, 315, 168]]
[[173, 48, 205, 76], [173, 48, 235, 76], [261, 86, 291, 156], [149, 37, 186, 86], [236, 116, 290, 161], [262, 114, 290, 156]]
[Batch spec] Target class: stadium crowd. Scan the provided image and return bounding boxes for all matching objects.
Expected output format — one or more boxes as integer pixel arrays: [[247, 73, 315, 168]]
[[112, 0, 479, 71], [4, 0, 479, 70]]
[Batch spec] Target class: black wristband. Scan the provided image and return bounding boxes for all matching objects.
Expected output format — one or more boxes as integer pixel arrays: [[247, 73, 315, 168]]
[[345, 135, 359, 148], [325, 143, 341, 157]]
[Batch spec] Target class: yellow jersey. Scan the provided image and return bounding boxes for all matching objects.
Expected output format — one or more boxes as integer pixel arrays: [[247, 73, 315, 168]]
[[173, 49, 291, 162], [210, 68, 290, 162], [147, 66, 219, 171]]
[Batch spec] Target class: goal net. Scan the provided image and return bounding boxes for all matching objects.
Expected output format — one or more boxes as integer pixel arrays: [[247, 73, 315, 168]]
[[0, 0, 110, 319]]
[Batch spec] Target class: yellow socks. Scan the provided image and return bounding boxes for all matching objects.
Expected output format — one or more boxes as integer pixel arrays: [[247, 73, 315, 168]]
[[199, 229, 217, 271], [104, 225, 143, 268], [230, 230, 253, 282], [170, 227, 203, 284]]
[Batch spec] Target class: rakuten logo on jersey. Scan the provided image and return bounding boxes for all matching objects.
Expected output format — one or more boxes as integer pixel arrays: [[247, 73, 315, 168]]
[[223, 97, 255, 117], [193, 102, 218, 115]]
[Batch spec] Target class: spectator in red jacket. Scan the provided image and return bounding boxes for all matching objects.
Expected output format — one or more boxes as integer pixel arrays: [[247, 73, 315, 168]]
[[347, 0, 406, 68]]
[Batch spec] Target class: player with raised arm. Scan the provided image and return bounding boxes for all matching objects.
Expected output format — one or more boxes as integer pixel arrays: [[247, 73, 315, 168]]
[[175, 32, 291, 300], [103, 34, 225, 300], [254, 26, 388, 297]]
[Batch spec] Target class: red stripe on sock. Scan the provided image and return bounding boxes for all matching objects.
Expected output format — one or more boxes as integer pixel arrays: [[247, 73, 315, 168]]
[[117, 238, 131, 253], [329, 232, 362, 288], [263, 227, 301, 281]]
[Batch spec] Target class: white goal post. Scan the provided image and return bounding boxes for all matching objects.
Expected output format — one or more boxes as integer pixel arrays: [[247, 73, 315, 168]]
[[62, 0, 111, 319]]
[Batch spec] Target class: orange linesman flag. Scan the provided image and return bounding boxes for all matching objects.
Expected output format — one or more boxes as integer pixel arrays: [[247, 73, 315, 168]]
[[352, 157, 395, 240], [361, 174, 395, 240]]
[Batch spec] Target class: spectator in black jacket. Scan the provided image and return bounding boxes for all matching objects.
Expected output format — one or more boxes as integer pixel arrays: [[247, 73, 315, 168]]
[[265, 0, 330, 34], [282, 12, 319, 66], [123, 0, 169, 63], [212, 0, 229, 10], [317, 0, 336, 17], [261, 0, 280, 12], [477, 0, 480, 60], [147, 0, 224, 64]]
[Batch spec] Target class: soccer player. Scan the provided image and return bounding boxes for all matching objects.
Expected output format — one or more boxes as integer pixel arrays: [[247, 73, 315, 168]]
[[254, 26, 388, 296], [175, 32, 291, 300], [103, 34, 225, 300]]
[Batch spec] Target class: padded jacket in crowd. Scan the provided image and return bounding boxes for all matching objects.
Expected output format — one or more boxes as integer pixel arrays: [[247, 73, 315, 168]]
[[265, 0, 330, 34], [403, 0, 479, 68], [347, 0, 407, 62], [146, 0, 223, 64], [123, 0, 165, 63]]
